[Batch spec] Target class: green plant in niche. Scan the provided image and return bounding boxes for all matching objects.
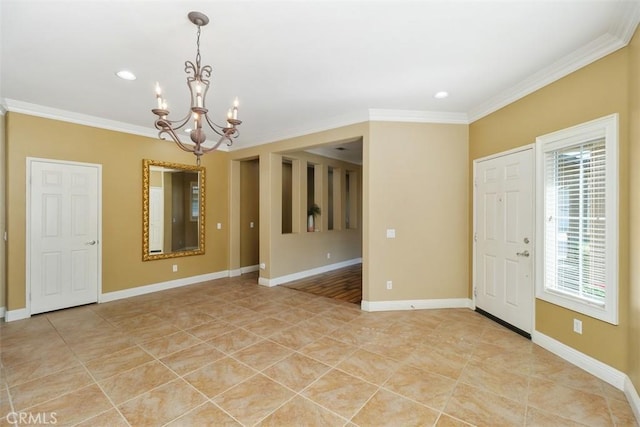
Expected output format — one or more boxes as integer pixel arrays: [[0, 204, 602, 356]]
[[307, 203, 321, 218], [307, 203, 321, 232]]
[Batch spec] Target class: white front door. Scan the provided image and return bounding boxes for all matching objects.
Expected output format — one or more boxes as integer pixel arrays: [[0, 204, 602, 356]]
[[474, 148, 533, 334], [28, 159, 101, 315]]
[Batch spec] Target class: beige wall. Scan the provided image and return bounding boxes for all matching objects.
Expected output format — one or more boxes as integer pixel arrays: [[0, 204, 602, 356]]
[[229, 123, 367, 282], [1, 112, 6, 313], [240, 159, 259, 267], [5, 113, 230, 311], [469, 48, 630, 371], [629, 28, 640, 392], [366, 122, 469, 302]]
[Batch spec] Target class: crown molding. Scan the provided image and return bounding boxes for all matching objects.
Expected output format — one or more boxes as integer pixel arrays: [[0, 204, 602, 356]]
[[232, 109, 371, 150], [611, 0, 640, 44], [368, 109, 469, 124], [468, 30, 631, 122], [3, 99, 158, 139]]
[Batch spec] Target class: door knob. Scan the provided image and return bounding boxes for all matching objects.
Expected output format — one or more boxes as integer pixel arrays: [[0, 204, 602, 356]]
[[516, 250, 530, 257], [86, 240, 97, 245]]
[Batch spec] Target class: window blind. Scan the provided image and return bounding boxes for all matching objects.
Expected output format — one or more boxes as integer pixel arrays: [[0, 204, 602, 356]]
[[544, 137, 607, 306]]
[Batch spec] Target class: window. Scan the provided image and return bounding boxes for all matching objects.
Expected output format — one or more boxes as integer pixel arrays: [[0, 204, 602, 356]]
[[536, 114, 618, 324]]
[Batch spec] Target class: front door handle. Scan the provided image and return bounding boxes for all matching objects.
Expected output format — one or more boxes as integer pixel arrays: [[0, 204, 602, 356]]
[[86, 240, 97, 246], [516, 250, 530, 257]]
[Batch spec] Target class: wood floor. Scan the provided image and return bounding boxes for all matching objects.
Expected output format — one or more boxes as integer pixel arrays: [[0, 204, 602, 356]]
[[283, 264, 362, 304]]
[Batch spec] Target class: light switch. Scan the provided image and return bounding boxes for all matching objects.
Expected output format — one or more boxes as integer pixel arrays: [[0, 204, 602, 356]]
[[216, 223, 222, 230], [386, 229, 396, 238], [250, 222, 254, 228]]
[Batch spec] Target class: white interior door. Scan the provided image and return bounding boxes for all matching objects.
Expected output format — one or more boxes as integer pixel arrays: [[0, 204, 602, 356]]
[[29, 159, 101, 315], [475, 148, 533, 334]]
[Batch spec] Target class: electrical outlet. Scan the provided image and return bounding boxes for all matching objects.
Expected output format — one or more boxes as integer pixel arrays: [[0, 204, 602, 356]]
[[250, 222, 254, 228], [573, 319, 582, 334], [172, 264, 178, 273], [259, 263, 266, 270], [327, 253, 331, 259], [386, 229, 396, 238], [386, 280, 393, 290], [217, 223, 222, 230]]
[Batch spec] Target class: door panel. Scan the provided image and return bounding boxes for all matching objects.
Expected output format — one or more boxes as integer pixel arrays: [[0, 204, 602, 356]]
[[30, 160, 100, 315], [475, 149, 533, 333]]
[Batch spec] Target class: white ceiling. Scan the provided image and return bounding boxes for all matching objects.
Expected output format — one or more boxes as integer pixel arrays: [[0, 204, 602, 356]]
[[2, 1, 639, 154]]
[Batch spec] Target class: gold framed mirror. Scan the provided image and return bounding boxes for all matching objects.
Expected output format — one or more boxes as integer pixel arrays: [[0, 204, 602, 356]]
[[143, 159, 205, 261]]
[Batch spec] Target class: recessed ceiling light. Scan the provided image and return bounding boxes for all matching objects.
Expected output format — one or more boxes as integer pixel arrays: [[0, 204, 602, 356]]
[[434, 91, 449, 99], [115, 70, 136, 81]]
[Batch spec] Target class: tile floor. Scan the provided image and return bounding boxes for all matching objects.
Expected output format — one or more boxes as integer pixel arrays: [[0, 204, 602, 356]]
[[0, 273, 637, 426]]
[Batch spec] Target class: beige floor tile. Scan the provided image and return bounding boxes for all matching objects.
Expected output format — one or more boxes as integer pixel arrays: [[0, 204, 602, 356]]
[[160, 342, 225, 376], [242, 317, 292, 337], [435, 414, 475, 426], [531, 352, 604, 393], [459, 358, 529, 403], [119, 379, 206, 426], [383, 364, 456, 411], [444, 383, 525, 426], [300, 336, 358, 366], [471, 342, 532, 375], [69, 334, 135, 362], [352, 388, 440, 427], [207, 328, 262, 354], [405, 346, 468, 380], [84, 345, 153, 381], [269, 325, 323, 350], [258, 395, 346, 426], [139, 331, 202, 358], [213, 374, 294, 425], [164, 311, 217, 329], [302, 369, 378, 419], [296, 315, 347, 336], [479, 327, 532, 353], [124, 322, 182, 343], [263, 352, 331, 392], [232, 340, 293, 370], [10, 364, 93, 411], [24, 384, 112, 426], [167, 402, 241, 426], [608, 397, 638, 426], [75, 408, 130, 427], [185, 319, 236, 341], [525, 406, 589, 426], [337, 349, 400, 386], [99, 360, 177, 404], [184, 357, 256, 398], [4, 347, 80, 387], [528, 377, 612, 426]]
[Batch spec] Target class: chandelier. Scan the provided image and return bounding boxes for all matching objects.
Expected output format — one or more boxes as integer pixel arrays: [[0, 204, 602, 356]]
[[151, 11, 242, 165]]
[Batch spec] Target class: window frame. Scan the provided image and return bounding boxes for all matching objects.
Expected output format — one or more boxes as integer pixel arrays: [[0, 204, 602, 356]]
[[535, 114, 619, 325]]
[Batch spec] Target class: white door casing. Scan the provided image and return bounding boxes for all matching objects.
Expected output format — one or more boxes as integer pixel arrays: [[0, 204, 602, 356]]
[[28, 158, 101, 315], [474, 147, 534, 333]]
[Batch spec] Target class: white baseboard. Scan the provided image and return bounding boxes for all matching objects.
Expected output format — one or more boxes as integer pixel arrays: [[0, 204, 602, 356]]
[[99, 270, 230, 303], [0, 306, 5, 319], [532, 331, 640, 423], [361, 298, 473, 312], [532, 331, 628, 389], [241, 265, 259, 274], [625, 376, 640, 424], [258, 258, 362, 287], [5, 307, 30, 322], [229, 269, 242, 277]]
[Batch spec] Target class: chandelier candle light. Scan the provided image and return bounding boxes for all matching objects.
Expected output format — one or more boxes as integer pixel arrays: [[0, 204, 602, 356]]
[[152, 11, 242, 165]]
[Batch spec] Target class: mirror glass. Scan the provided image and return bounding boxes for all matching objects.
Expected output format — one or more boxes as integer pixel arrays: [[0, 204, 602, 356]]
[[143, 159, 205, 261]]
